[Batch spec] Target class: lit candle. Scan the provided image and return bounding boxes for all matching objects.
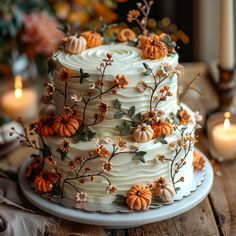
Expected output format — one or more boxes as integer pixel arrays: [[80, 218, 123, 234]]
[[220, 0, 235, 69], [1, 75, 38, 121], [212, 112, 236, 160]]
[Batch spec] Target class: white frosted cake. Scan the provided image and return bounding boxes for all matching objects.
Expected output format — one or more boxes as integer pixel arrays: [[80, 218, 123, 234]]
[[17, 3, 205, 211]]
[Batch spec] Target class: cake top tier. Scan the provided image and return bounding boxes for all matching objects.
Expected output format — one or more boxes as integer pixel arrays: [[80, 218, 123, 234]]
[[53, 44, 178, 75]]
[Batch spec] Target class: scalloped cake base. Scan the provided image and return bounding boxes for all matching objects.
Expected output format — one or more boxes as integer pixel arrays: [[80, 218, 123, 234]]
[[19, 148, 213, 229]]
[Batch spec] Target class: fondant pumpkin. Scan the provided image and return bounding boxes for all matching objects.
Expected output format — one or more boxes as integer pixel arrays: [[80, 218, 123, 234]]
[[117, 28, 136, 42], [152, 120, 173, 139], [133, 123, 154, 143], [126, 185, 152, 211], [142, 41, 168, 60], [53, 113, 80, 137], [139, 34, 160, 49], [81, 31, 103, 48], [155, 180, 175, 204], [65, 35, 87, 54], [34, 172, 53, 193], [37, 115, 55, 137]]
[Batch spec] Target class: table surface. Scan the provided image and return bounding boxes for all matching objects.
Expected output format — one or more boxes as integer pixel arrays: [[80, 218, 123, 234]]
[[1, 63, 235, 236]]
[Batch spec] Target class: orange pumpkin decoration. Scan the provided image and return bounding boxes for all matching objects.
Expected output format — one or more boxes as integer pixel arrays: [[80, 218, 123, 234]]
[[126, 185, 152, 211], [65, 35, 87, 54], [37, 115, 55, 137], [142, 40, 168, 60], [53, 113, 80, 137], [117, 28, 136, 42], [193, 151, 206, 171], [34, 171, 53, 193], [155, 178, 175, 203], [139, 34, 160, 49], [152, 120, 173, 139], [81, 31, 103, 48]]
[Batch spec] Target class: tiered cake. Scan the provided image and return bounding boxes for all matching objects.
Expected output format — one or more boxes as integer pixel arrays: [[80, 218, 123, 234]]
[[17, 1, 205, 212]]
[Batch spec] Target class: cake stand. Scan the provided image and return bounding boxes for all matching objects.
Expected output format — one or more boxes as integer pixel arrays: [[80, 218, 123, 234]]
[[19, 148, 214, 229]]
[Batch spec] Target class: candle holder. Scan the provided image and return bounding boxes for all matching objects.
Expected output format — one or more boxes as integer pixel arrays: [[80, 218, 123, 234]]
[[217, 65, 235, 112], [207, 112, 236, 162]]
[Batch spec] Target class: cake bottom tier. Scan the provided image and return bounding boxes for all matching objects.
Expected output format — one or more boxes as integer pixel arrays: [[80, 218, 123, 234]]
[[44, 106, 196, 205]]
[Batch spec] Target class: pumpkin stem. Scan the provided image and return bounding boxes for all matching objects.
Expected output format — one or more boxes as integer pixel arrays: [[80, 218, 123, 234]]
[[136, 190, 141, 196], [151, 39, 158, 46]]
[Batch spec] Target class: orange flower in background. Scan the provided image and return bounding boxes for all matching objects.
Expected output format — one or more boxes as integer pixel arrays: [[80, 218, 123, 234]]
[[96, 146, 110, 158], [60, 68, 72, 82], [36, 115, 55, 137], [178, 110, 191, 125], [21, 12, 63, 57], [93, 2, 118, 23], [53, 113, 80, 137], [126, 185, 152, 211], [193, 151, 206, 171], [82, 31, 103, 48], [127, 10, 140, 22], [117, 28, 136, 42], [115, 75, 128, 89]]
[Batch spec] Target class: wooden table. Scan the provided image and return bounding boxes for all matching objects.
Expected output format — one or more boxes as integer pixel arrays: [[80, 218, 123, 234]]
[[1, 63, 235, 236]]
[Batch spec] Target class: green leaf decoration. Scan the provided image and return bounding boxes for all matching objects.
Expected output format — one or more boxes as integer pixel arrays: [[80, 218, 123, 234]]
[[113, 194, 126, 206], [116, 120, 133, 136], [145, 68, 153, 76], [132, 151, 147, 163], [156, 134, 168, 144], [133, 112, 142, 123], [175, 187, 181, 192], [57, 149, 68, 161], [79, 68, 89, 84], [73, 127, 96, 142], [114, 99, 121, 109], [170, 112, 179, 124], [42, 144, 51, 157], [52, 183, 61, 196], [181, 127, 188, 133], [143, 62, 150, 70], [114, 111, 124, 119], [128, 106, 135, 117]]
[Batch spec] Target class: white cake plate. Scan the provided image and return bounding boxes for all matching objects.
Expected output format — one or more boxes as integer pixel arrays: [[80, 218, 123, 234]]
[[19, 148, 214, 229]]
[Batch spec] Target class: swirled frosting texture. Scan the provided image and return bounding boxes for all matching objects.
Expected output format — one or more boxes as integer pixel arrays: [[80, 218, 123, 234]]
[[53, 44, 179, 137]]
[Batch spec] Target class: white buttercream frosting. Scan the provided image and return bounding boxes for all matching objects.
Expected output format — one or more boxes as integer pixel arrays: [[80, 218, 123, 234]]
[[47, 44, 196, 206]]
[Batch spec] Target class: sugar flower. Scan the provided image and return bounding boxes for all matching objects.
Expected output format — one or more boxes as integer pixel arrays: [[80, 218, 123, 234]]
[[115, 75, 128, 89], [136, 81, 148, 92], [76, 192, 88, 202], [59, 139, 71, 152], [102, 161, 112, 172], [89, 83, 96, 90], [71, 94, 83, 102], [106, 185, 118, 194], [174, 64, 185, 78], [96, 146, 110, 158], [60, 68, 71, 82], [160, 62, 174, 77], [116, 137, 127, 150]]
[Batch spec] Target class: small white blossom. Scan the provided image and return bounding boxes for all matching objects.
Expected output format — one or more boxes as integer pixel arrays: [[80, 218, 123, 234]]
[[71, 94, 83, 102], [76, 192, 88, 202], [95, 137, 112, 146], [89, 82, 96, 89], [160, 62, 174, 76]]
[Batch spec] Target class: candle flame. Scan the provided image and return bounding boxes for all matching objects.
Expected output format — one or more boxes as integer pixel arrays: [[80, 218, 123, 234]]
[[14, 75, 23, 98], [224, 112, 231, 130]]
